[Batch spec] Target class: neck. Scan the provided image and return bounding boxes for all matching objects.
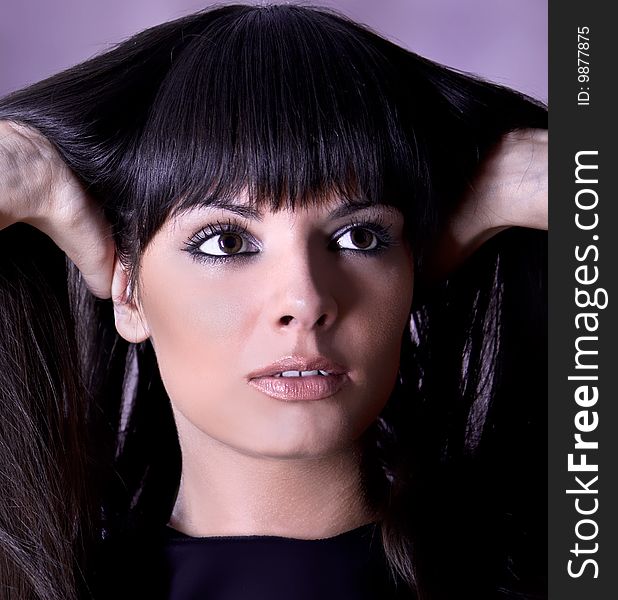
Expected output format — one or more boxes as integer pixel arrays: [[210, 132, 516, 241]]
[[167, 408, 377, 540]]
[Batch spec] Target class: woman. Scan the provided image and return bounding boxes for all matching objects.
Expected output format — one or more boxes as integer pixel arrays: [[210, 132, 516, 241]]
[[0, 4, 547, 599]]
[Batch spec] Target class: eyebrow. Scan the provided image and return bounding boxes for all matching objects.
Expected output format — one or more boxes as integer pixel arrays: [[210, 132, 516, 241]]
[[328, 200, 393, 220], [200, 199, 265, 221], [186, 198, 394, 221]]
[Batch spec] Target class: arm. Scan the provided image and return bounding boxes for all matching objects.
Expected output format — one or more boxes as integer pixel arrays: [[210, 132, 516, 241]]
[[427, 128, 548, 280], [0, 120, 115, 298]]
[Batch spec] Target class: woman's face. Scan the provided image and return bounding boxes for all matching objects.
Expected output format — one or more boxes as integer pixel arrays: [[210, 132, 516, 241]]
[[121, 194, 414, 459]]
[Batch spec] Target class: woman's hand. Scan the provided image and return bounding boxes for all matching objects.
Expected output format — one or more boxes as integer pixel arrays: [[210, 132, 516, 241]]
[[0, 120, 114, 298], [427, 128, 548, 281]]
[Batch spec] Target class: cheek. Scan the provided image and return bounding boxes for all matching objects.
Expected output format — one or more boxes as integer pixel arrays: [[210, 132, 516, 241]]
[[352, 255, 413, 387], [138, 258, 256, 399], [354, 253, 412, 341]]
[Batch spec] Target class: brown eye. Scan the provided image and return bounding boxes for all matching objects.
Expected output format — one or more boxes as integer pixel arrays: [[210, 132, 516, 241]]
[[218, 234, 243, 254], [350, 228, 374, 249], [335, 227, 379, 251]]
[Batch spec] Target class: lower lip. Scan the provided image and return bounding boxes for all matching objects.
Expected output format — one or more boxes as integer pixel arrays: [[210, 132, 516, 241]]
[[248, 374, 348, 401]]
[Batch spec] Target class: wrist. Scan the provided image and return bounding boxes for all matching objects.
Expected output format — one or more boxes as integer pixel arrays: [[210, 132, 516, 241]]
[[483, 128, 548, 231], [0, 120, 58, 226]]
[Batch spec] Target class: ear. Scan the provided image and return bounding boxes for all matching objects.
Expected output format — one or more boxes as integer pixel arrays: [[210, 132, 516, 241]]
[[111, 257, 150, 343]]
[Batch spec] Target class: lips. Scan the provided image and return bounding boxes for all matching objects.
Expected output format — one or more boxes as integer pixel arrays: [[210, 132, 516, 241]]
[[247, 355, 347, 380], [247, 355, 349, 401]]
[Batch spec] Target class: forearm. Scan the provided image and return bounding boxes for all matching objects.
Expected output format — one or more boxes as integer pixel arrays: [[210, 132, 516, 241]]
[[426, 128, 548, 281]]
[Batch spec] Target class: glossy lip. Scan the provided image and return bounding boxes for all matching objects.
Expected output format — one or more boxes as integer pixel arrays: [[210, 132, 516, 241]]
[[247, 355, 349, 402], [248, 373, 348, 401]]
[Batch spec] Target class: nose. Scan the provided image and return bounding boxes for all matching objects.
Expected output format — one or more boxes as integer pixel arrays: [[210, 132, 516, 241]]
[[271, 249, 338, 332]]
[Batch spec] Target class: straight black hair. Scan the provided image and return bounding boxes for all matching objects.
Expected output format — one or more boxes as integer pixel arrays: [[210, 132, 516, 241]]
[[0, 4, 547, 599]]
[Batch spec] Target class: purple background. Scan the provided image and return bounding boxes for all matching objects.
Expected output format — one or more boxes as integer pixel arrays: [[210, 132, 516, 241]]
[[0, 0, 547, 101]]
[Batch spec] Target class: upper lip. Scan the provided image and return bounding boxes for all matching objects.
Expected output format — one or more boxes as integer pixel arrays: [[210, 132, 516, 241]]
[[247, 355, 348, 379]]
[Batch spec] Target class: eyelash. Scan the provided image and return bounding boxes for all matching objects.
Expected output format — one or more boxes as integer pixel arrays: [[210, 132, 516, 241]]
[[182, 217, 396, 264]]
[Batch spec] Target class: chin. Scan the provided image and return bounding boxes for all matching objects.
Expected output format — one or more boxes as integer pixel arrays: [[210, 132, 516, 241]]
[[229, 421, 359, 461]]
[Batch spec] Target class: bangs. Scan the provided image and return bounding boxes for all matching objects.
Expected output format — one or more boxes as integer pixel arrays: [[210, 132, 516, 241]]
[[127, 5, 423, 238]]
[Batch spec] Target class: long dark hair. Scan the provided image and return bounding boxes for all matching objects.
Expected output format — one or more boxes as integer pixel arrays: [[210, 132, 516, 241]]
[[0, 4, 547, 599]]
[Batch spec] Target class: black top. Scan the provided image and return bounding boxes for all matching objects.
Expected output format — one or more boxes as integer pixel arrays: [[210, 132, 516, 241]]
[[160, 522, 408, 600]]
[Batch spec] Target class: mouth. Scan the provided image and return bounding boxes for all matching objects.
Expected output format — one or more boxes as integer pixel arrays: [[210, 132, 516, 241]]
[[247, 356, 349, 401]]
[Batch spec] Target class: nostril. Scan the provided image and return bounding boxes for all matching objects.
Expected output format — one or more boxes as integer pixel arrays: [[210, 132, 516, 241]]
[[278, 313, 329, 327]]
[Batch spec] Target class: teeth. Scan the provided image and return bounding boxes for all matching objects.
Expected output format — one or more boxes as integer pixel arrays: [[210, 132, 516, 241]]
[[281, 371, 301, 377], [276, 369, 331, 377]]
